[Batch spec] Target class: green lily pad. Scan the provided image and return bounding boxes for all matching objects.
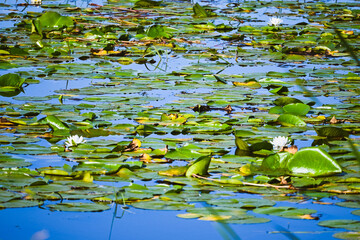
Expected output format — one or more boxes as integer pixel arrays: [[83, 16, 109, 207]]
[[158, 166, 188, 177], [283, 103, 310, 116], [186, 155, 211, 177], [147, 25, 175, 39], [131, 200, 194, 210], [45, 115, 70, 131], [0, 190, 22, 203], [261, 152, 292, 172], [193, 3, 216, 18], [165, 145, 207, 160], [47, 202, 110, 212], [315, 126, 349, 139], [333, 231, 360, 240], [274, 97, 303, 106], [253, 206, 317, 219], [134, 0, 162, 8], [235, 137, 250, 151], [277, 114, 306, 127], [318, 220, 360, 231], [207, 198, 276, 209], [0, 73, 25, 88], [32, 11, 74, 36], [0, 155, 31, 168], [0, 199, 43, 208], [287, 147, 342, 176], [352, 210, 360, 216]]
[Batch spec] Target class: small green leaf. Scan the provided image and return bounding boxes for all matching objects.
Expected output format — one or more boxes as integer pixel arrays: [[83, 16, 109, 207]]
[[193, 3, 210, 18], [235, 137, 249, 151], [186, 156, 212, 177], [45, 115, 70, 131]]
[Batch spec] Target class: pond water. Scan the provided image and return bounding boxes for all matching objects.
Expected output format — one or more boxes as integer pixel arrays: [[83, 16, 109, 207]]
[[0, 0, 360, 239]]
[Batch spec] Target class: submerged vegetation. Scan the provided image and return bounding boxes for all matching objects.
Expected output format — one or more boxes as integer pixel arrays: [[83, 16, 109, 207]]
[[0, 0, 360, 239]]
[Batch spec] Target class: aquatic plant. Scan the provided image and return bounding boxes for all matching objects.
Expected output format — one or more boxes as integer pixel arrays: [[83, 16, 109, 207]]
[[270, 136, 291, 151], [64, 135, 86, 148]]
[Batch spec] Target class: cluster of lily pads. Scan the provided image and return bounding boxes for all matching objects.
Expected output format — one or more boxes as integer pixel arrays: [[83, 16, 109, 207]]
[[0, 0, 360, 238]]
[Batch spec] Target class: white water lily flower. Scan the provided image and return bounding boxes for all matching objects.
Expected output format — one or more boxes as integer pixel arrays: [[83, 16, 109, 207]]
[[65, 135, 86, 147], [268, 17, 283, 27], [270, 136, 290, 151]]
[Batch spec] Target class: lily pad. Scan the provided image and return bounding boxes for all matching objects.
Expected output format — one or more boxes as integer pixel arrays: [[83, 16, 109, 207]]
[[318, 220, 360, 231], [186, 155, 212, 177], [283, 103, 310, 116], [0, 199, 43, 208], [261, 152, 292, 172], [47, 202, 110, 212], [287, 147, 342, 176], [315, 126, 349, 139], [131, 200, 194, 210], [0, 73, 25, 88], [32, 11, 74, 36], [333, 232, 360, 240], [253, 206, 317, 219], [277, 114, 306, 127]]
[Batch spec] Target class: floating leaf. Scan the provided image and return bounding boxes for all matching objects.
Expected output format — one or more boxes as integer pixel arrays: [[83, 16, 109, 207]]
[[165, 145, 206, 160], [147, 25, 175, 39], [159, 166, 188, 177], [132, 200, 194, 210], [134, 0, 162, 8], [47, 202, 110, 212], [193, 3, 215, 18], [291, 177, 324, 188], [261, 152, 292, 172], [318, 220, 360, 231], [250, 141, 273, 152], [235, 137, 249, 151], [333, 231, 360, 240], [233, 81, 261, 88], [186, 156, 211, 177], [0, 73, 25, 88], [45, 115, 70, 131], [277, 114, 306, 127], [32, 11, 74, 36], [0, 199, 43, 208], [283, 103, 310, 116], [287, 147, 342, 177], [315, 126, 349, 139], [253, 206, 316, 219], [274, 97, 303, 106]]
